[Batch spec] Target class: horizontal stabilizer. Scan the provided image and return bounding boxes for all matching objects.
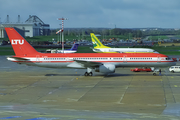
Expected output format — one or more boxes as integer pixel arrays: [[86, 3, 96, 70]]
[[7, 56, 29, 61]]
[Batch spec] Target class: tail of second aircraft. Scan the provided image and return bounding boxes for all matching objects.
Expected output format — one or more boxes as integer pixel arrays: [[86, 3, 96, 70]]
[[5, 27, 39, 56], [70, 43, 79, 51], [90, 33, 110, 49]]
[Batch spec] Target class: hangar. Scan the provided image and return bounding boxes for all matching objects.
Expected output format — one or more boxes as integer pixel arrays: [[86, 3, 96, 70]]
[[0, 15, 50, 38]]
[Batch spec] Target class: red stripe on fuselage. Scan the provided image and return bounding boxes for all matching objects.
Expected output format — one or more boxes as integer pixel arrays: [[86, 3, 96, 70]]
[[14, 53, 168, 58], [13, 60, 173, 63]]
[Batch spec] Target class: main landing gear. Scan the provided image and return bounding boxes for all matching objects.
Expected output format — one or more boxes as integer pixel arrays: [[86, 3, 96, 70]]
[[84, 67, 93, 76], [84, 72, 93, 76]]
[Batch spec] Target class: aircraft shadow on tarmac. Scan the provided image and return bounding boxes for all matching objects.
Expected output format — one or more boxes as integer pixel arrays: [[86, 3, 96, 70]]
[[105, 73, 180, 77], [45, 74, 82, 76], [43, 73, 180, 77], [104, 73, 154, 77]]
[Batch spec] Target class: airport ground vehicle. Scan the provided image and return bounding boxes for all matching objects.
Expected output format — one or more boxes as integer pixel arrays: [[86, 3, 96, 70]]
[[130, 67, 152, 72], [169, 66, 180, 73]]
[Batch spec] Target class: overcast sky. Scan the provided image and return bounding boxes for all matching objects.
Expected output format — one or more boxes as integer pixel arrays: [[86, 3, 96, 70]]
[[0, 0, 180, 28]]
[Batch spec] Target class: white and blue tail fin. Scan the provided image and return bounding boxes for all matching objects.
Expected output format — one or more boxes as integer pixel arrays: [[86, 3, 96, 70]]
[[70, 43, 79, 51]]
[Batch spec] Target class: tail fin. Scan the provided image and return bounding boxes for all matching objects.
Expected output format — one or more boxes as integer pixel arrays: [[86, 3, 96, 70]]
[[90, 33, 110, 49], [5, 27, 39, 56], [70, 43, 79, 50]]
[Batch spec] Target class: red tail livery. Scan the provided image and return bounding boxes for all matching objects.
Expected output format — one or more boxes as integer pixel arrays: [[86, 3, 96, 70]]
[[5, 28, 38, 56]]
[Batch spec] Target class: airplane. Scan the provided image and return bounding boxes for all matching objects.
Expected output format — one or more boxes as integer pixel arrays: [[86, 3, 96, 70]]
[[5, 27, 175, 76], [90, 33, 158, 53], [46, 43, 79, 53]]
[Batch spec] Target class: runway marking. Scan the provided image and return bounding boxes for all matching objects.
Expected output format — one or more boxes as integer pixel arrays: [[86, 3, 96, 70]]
[[48, 89, 58, 94], [71, 78, 75, 81], [118, 76, 133, 104], [67, 98, 78, 102], [118, 86, 128, 104], [43, 100, 57, 102], [77, 78, 103, 101], [147, 104, 164, 106]]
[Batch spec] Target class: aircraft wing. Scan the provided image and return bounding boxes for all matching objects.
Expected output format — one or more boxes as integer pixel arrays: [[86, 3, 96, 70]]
[[74, 60, 102, 68]]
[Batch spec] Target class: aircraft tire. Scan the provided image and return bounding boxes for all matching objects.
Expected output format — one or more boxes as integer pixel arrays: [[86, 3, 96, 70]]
[[84, 72, 88, 76], [89, 72, 93, 76]]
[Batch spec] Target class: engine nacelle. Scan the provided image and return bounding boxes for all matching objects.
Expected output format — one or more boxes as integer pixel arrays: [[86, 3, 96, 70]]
[[95, 64, 115, 73]]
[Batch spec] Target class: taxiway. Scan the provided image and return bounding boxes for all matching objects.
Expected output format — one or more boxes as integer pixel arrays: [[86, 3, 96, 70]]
[[0, 56, 180, 119]]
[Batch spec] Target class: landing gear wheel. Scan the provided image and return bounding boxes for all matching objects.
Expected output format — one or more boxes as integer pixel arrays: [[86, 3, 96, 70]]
[[84, 72, 93, 76], [84, 72, 89, 76], [89, 72, 93, 76]]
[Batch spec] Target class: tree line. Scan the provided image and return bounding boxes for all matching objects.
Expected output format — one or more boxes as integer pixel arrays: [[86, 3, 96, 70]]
[[51, 28, 180, 40], [51, 28, 143, 39]]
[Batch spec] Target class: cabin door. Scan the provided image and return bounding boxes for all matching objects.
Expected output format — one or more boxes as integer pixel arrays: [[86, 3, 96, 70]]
[[157, 55, 161, 63], [36, 55, 40, 63], [123, 55, 127, 63]]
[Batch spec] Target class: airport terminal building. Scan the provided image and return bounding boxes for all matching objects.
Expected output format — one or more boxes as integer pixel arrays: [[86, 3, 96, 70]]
[[0, 15, 50, 38]]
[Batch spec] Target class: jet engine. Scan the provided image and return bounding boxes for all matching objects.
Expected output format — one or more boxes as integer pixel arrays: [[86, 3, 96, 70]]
[[95, 64, 115, 73]]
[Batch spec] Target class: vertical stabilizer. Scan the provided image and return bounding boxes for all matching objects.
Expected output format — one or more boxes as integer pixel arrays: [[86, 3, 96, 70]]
[[90, 33, 110, 48], [5, 27, 39, 56], [70, 43, 79, 50]]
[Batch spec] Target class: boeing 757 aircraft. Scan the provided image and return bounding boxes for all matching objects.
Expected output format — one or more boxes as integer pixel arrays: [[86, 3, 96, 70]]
[[91, 33, 158, 53], [5, 27, 175, 76]]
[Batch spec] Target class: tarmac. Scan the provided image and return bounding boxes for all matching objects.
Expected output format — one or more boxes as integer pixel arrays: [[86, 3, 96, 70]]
[[0, 55, 180, 120]]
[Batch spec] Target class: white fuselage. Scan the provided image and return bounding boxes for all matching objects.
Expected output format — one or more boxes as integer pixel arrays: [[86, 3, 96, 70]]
[[57, 50, 77, 53], [93, 48, 158, 53]]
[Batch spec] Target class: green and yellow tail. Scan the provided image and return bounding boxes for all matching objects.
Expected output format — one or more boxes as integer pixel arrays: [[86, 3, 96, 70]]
[[90, 33, 110, 49]]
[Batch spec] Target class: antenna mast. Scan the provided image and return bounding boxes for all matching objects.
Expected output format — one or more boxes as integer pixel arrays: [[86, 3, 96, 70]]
[[57, 17, 68, 53]]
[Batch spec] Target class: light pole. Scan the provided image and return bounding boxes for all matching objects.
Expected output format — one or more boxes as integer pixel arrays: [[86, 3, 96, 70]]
[[59, 24, 61, 45], [57, 17, 68, 53]]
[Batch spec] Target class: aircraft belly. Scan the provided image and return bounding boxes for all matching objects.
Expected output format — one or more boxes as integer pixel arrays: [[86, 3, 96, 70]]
[[26, 62, 69, 68], [25, 61, 86, 69], [115, 62, 175, 67]]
